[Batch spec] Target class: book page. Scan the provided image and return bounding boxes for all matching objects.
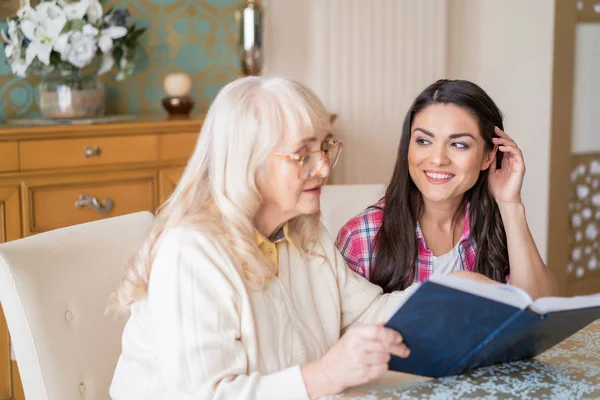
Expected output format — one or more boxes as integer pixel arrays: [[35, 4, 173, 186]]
[[428, 274, 532, 310], [531, 293, 600, 314]]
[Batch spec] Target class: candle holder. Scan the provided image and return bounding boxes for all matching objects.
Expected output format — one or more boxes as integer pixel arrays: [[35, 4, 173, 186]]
[[161, 96, 195, 117], [162, 73, 195, 117]]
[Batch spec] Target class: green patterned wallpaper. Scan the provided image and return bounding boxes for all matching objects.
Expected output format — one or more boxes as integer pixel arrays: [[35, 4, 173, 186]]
[[0, 0, 244, 119]]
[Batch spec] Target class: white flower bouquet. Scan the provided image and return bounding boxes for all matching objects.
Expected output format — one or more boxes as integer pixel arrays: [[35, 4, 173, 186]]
[[1, 0, 145, 81]]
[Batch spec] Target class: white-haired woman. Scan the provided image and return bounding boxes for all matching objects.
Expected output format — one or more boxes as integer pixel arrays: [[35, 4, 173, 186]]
[[109, 77, 412, 400]]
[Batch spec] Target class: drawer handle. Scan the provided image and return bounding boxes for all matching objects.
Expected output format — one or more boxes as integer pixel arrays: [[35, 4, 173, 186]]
[[84, 146, 101, 158], [74, 194, 114, 214]]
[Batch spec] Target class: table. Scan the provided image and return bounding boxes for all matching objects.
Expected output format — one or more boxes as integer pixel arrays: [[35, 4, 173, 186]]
[[333, 320, 600, 399]]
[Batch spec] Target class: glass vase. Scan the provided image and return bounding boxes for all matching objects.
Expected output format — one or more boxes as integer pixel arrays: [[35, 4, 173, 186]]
[[39, 70, 105, 119]]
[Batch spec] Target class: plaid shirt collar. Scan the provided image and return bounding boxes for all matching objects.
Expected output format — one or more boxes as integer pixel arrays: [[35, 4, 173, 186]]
[[413, 202, 477, 282]]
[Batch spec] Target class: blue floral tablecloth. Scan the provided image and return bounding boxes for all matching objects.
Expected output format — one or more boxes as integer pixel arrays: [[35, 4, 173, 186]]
[[333, 320, 600, 399]]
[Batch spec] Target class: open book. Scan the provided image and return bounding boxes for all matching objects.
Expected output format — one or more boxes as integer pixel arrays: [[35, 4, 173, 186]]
[[384, 274, 600, 378]]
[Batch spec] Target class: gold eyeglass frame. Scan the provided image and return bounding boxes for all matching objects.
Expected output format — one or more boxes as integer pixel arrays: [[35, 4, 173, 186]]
[[270, 139, 343, 179]]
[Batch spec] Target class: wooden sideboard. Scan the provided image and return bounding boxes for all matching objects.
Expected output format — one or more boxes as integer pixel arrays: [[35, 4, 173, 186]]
[[0, 115, 202, 400]]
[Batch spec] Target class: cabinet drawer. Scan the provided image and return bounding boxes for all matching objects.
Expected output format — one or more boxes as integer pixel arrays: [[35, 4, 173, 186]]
[[158, 133, 198, 161], [0, 142, 18, 172], [20, 135, 158, 171], [24, 177, 155, 234]]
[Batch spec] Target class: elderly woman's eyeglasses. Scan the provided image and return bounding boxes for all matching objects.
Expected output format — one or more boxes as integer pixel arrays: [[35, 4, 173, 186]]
[[270, 139, 343, 180]]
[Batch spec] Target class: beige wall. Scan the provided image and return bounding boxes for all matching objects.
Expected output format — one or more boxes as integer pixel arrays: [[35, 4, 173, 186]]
[[265, 0, 555, 259], [571, 23, 600, 154], [447, 0, 555, 260], [262, 0, 311, 83], [264, 0, 448, 185]]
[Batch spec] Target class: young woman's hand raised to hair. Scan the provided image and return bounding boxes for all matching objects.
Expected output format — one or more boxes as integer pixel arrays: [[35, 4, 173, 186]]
[[488, 126, 526, 206], [301, 324, 410, 399], [487, 126, 558, 299]]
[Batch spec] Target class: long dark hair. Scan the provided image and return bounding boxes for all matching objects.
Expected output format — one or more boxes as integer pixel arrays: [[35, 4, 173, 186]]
[[371, 79, 509, 293]]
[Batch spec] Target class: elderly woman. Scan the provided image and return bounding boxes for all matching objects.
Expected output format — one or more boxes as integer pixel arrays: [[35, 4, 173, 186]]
[[109, 77, 414, 399]]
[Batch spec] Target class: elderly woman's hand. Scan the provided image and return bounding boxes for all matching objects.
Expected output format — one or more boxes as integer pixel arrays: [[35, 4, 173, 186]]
[[301, 324, 410, 399]]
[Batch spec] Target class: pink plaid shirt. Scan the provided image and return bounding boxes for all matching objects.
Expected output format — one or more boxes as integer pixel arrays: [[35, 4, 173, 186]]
[[335, 199, 477, 282]]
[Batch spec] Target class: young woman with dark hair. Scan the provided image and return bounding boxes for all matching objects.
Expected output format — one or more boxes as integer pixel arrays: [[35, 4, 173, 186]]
[[336, 79, 557, 300]]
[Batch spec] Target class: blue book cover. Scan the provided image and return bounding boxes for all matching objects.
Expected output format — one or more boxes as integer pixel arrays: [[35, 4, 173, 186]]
[[384, 275, 600, 378]]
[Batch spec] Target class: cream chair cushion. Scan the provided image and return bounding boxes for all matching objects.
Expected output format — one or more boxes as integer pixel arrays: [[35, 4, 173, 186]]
[[320, 184, 386, 237], [0, 211, 153, 400]]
